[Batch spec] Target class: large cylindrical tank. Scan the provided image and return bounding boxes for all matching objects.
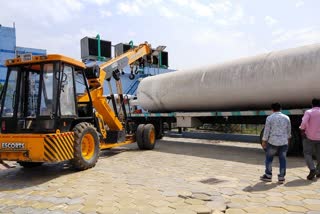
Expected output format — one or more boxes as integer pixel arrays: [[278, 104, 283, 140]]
[[137, 44, 320, 112]]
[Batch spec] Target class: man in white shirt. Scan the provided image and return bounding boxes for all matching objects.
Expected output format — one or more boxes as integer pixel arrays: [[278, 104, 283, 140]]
[[260, 103, 291, 184]]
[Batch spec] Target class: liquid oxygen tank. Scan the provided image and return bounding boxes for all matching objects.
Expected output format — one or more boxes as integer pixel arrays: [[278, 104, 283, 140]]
[[137, 44, 320, 112]]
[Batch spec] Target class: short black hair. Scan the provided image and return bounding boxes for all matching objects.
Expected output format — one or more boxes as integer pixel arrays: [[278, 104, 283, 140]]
[[271, 103, 281, 111], [312, 98, 320, 107]]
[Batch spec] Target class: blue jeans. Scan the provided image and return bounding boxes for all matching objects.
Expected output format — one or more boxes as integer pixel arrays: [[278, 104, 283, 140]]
[[265, 143, 288, 178]]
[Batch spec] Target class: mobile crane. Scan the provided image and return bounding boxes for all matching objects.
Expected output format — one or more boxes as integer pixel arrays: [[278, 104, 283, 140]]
[[0, 42, 156, 170]]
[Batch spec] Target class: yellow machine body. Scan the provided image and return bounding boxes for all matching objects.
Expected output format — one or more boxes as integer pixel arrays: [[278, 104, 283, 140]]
[[0, 42, 153, 167], [0, 132, 74, 162]]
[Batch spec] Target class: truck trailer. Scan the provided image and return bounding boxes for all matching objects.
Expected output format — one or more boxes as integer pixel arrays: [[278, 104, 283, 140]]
[[128, 43, 320, 155]]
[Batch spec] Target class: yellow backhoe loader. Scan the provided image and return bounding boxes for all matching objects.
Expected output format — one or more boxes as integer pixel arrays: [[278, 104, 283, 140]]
[[0, 42, 156, 170]]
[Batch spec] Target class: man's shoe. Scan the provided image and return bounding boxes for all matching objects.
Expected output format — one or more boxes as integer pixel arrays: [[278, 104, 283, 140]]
[[260, 174, 272, 182], [307, 170, 316, 180], [278, 177, 285, 184], [316, 173, 320, 178]]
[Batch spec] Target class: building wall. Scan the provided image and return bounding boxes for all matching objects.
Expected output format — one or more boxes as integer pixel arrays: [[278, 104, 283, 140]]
[[0, 25, 46, 85], [16, 46, 46, 56], [0, 26, 15, 84]]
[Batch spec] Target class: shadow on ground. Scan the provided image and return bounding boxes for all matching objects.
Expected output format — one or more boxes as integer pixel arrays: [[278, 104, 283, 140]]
[[243, 181, 278, 192], [243, 179, 313, 192], [0, 162, 76, 191], [284, 178, 314, 187], [152, 138, 305, 168], [0, 137, 305, 192], [0, 148, 128, 191], [99, 147, 133, 159], [167, 131, 260, 143]]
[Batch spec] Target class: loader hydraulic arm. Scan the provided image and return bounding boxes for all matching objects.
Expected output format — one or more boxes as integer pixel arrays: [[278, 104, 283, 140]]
[[97, 42, 151, 87], [78, 43, 152, 131]]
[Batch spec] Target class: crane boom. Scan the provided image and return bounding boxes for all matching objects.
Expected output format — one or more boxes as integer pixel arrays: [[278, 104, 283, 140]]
[[78, 42, 152, 131]]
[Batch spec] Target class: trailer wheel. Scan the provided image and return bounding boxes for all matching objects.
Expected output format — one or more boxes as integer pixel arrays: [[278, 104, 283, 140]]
[[143, 124, 156, 150], [18, 162, 43, 168], [136, 124, 145, 150], [156, 133, 164, 140], [155, 123, 164, 139], [288, 129, 301, 156], [71, 122, 100, 171]]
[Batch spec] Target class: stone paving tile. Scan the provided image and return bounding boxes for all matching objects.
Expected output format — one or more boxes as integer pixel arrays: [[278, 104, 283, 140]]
[[206, 200, 226, 211], [153, 206, 176, 214], [307, 212, 320, 214], [244, 207, 272, 213], [174, 208, 197, 214], [185, 198, 205, 205], [225, 208, 246, 214], [1, 137, 320, 213], [266, 191, 284, 196], [168, 201, 187, 209], [149, 200, 171, 207], [283, 205, 309, 213], [267, 207, 289, 214], [31, 202, 55, 210], [62, 203, 84, 213], [303, 199, 320, 204], [48, 204, 69, 211], [135, 205, 156, 212], [189, 204, 212, 214], [305, 204, 320, 211], [284, 200, 305, 206]]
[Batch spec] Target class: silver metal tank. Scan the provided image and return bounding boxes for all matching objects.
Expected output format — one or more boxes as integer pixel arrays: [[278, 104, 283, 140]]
[[137, 44, 320, 112]]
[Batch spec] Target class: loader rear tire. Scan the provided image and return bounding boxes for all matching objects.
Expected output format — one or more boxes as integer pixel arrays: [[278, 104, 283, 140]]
[[136, 124, 145, 150], [71, 122, 100, 171], [143, 124, 156, 150], [18, 162, 43, 168]]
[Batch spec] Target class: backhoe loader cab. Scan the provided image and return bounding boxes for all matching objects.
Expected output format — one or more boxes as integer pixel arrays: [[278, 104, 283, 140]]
[[1, 54, 91, 133], [0, 54, 101, 170]]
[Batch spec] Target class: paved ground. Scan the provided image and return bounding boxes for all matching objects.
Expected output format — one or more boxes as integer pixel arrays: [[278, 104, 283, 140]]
[[0, 137, 320, 214]]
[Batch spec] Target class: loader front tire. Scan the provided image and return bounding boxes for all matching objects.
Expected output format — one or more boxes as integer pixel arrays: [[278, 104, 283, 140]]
[[71, 122, 100, 171]]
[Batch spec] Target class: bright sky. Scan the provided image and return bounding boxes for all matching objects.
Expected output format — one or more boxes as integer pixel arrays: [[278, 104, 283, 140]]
[[0, 0, 319, 70]]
